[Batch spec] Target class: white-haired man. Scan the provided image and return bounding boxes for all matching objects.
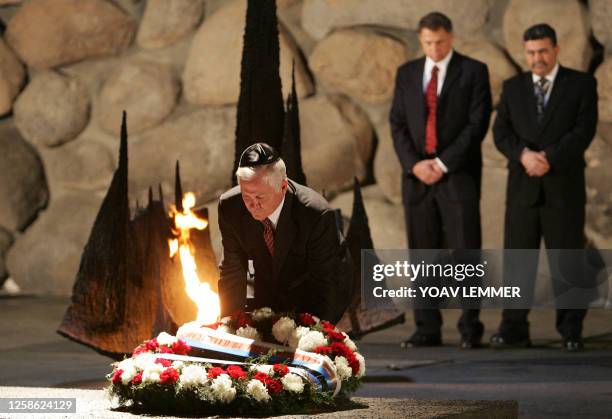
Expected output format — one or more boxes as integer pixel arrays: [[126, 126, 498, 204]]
[[217, 143, 352, 322]]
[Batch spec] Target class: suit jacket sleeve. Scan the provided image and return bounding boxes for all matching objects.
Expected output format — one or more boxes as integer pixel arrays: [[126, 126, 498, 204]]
[[390, 67, 421, 173], [301, 209, 341, 321], [544, 76, 598, 171], [493, 80, 529, 163], [217, 200, 248, 317], [438, 63, 492, 172]]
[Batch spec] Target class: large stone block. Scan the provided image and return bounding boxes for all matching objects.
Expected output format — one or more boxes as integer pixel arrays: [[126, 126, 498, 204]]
[[136, 0, 204, 49], [128, 106, 237, 205], [503, 0, 592, 71], [0, 120, 48, 232], [182, 0, 313, 106], [302, 0, 489, 41], [97, 61, 179, 135], [310, 29, 409, 104], [300, 95, 373, 195], [373, 122, 402, 205], [595, 58, 612, 124], [6, 191, 104, 295], [590, 0, 612, 52], [14, 71, 90, 148], [0, 38, 25, 116], [5, 0, 136, 69]]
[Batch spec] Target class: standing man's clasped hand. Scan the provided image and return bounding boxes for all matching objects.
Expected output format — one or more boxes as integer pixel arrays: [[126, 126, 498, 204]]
[[412, 159, 444, 185], [520, 149, 550, 177]]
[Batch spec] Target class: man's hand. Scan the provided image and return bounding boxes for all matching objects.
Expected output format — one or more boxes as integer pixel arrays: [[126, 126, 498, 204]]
[[412, 159, 444, 185], [520, 149, 550, 177]]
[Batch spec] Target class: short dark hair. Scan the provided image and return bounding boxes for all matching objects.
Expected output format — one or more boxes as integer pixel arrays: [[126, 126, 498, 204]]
[[523, 23, 557, 46], [418, 12, 453, 33]]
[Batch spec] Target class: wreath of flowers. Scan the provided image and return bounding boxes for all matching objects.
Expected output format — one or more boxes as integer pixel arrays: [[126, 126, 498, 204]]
[[107, 309, 365, 415]]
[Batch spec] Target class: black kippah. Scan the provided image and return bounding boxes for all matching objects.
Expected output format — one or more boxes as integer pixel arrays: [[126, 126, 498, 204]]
[[238, 143, 280, 167]]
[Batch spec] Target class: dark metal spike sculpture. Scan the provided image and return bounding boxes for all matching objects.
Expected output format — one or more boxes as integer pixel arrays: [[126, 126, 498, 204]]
[[175, 161, 183, 212], [232, 0, 284, 185], [282, 61, 307, 185], [158, 183, 165, 208], [337, 178, 405, 338], [148, 186, 153, 206]]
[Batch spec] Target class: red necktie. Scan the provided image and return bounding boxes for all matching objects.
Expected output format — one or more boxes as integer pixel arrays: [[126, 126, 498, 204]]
[[425, 65, 439, 155], [262, 218, 274, 256]]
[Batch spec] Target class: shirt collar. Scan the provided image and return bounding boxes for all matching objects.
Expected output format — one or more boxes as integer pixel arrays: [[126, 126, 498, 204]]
[[425, 49, 454, 74], [267, 194, 285, 228], [532, 62, 559, 84]]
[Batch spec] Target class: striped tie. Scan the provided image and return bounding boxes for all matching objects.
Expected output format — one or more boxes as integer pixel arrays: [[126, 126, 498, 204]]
[[262, 218, 274, 256]]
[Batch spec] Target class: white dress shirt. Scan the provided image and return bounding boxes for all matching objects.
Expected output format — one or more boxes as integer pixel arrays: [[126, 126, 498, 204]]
[[266, 194, 285, 229], [422, 50, 454, 173], [532, 62, 559, 105]]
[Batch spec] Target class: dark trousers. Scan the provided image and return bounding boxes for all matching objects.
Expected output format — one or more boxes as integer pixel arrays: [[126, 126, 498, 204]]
[[403, 185, 483, 339], [500, 201, 587, 340]]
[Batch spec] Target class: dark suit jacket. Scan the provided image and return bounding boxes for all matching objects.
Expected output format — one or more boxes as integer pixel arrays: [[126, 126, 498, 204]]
[[390, 51, 492, 204], [493, 66, 598, 207], [217, 180, 352, 322]]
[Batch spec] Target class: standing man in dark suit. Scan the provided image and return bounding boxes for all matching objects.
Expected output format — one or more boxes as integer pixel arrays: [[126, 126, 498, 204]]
[[217, 143, 352, 323], [492, 24, 598, 352], [390, 12, 492, 348]]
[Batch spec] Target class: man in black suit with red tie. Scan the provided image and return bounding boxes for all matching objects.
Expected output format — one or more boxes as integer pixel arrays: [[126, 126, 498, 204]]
[[492, 24, 598, 352], [217, 143, 353, 323], [390, 12, 492, 348]]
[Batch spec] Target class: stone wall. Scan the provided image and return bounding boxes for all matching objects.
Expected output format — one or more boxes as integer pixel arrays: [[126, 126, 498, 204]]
[[0, 0, 610, 295]]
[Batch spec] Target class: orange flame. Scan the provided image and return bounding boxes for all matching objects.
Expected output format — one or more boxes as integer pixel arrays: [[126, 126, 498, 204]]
[[168, 192, 220, 325]]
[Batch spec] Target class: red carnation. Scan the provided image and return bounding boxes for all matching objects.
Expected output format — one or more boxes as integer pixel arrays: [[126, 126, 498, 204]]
[[155, 358, 172, 367], [207, 367, 226, 379], [111, 369, 123, 384], [132, 345, 148, 356], [299, 313, 316, 326], [314, 345, 333, 356], [253, 371, 270, 383], [144, 338, 159, 351], [321, 321, 336, 331], [172, 339, 191, 355], [132, 372, 143, 385], [226, 365, 247, 380], [266, 378, 283, 394], [273, 364, 289, 377], [327, 331, 346, 342], [234, 310, 252, 328], [331, 342, 352, 358], [346, 353, 360, 375], [159, 345, 174, 354], [160, 367, 179, 385]]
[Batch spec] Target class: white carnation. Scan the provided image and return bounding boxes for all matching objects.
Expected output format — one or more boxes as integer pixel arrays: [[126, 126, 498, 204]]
[[281, 373, 305, 393], [210, 374, 236, 403], [251, 307, 274, 321], [236, 325, 261, 341], [117, 359, 137, 385], [355, 352, 366, 377], [288, 326, 311, 348], [134, 353, 156, 370], [334, 356, 353, 380], [344, 336, 358, 352], [217, 324, 234, 334], [179, 364, 208, 389], [141, 362, 164, 384], [272, 316, 296, 344], [298, 330, 328, 352], [250, 364, 273, 374], [172, 361, 184, 369], [246, 379, 271, 402], [156, 332, 178, 346]]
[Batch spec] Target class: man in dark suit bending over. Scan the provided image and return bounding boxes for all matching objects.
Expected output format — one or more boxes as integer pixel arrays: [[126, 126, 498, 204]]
[[390, 12, 492, 348], [492, 24, 598, 352], [217, 143, 352, 323]]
